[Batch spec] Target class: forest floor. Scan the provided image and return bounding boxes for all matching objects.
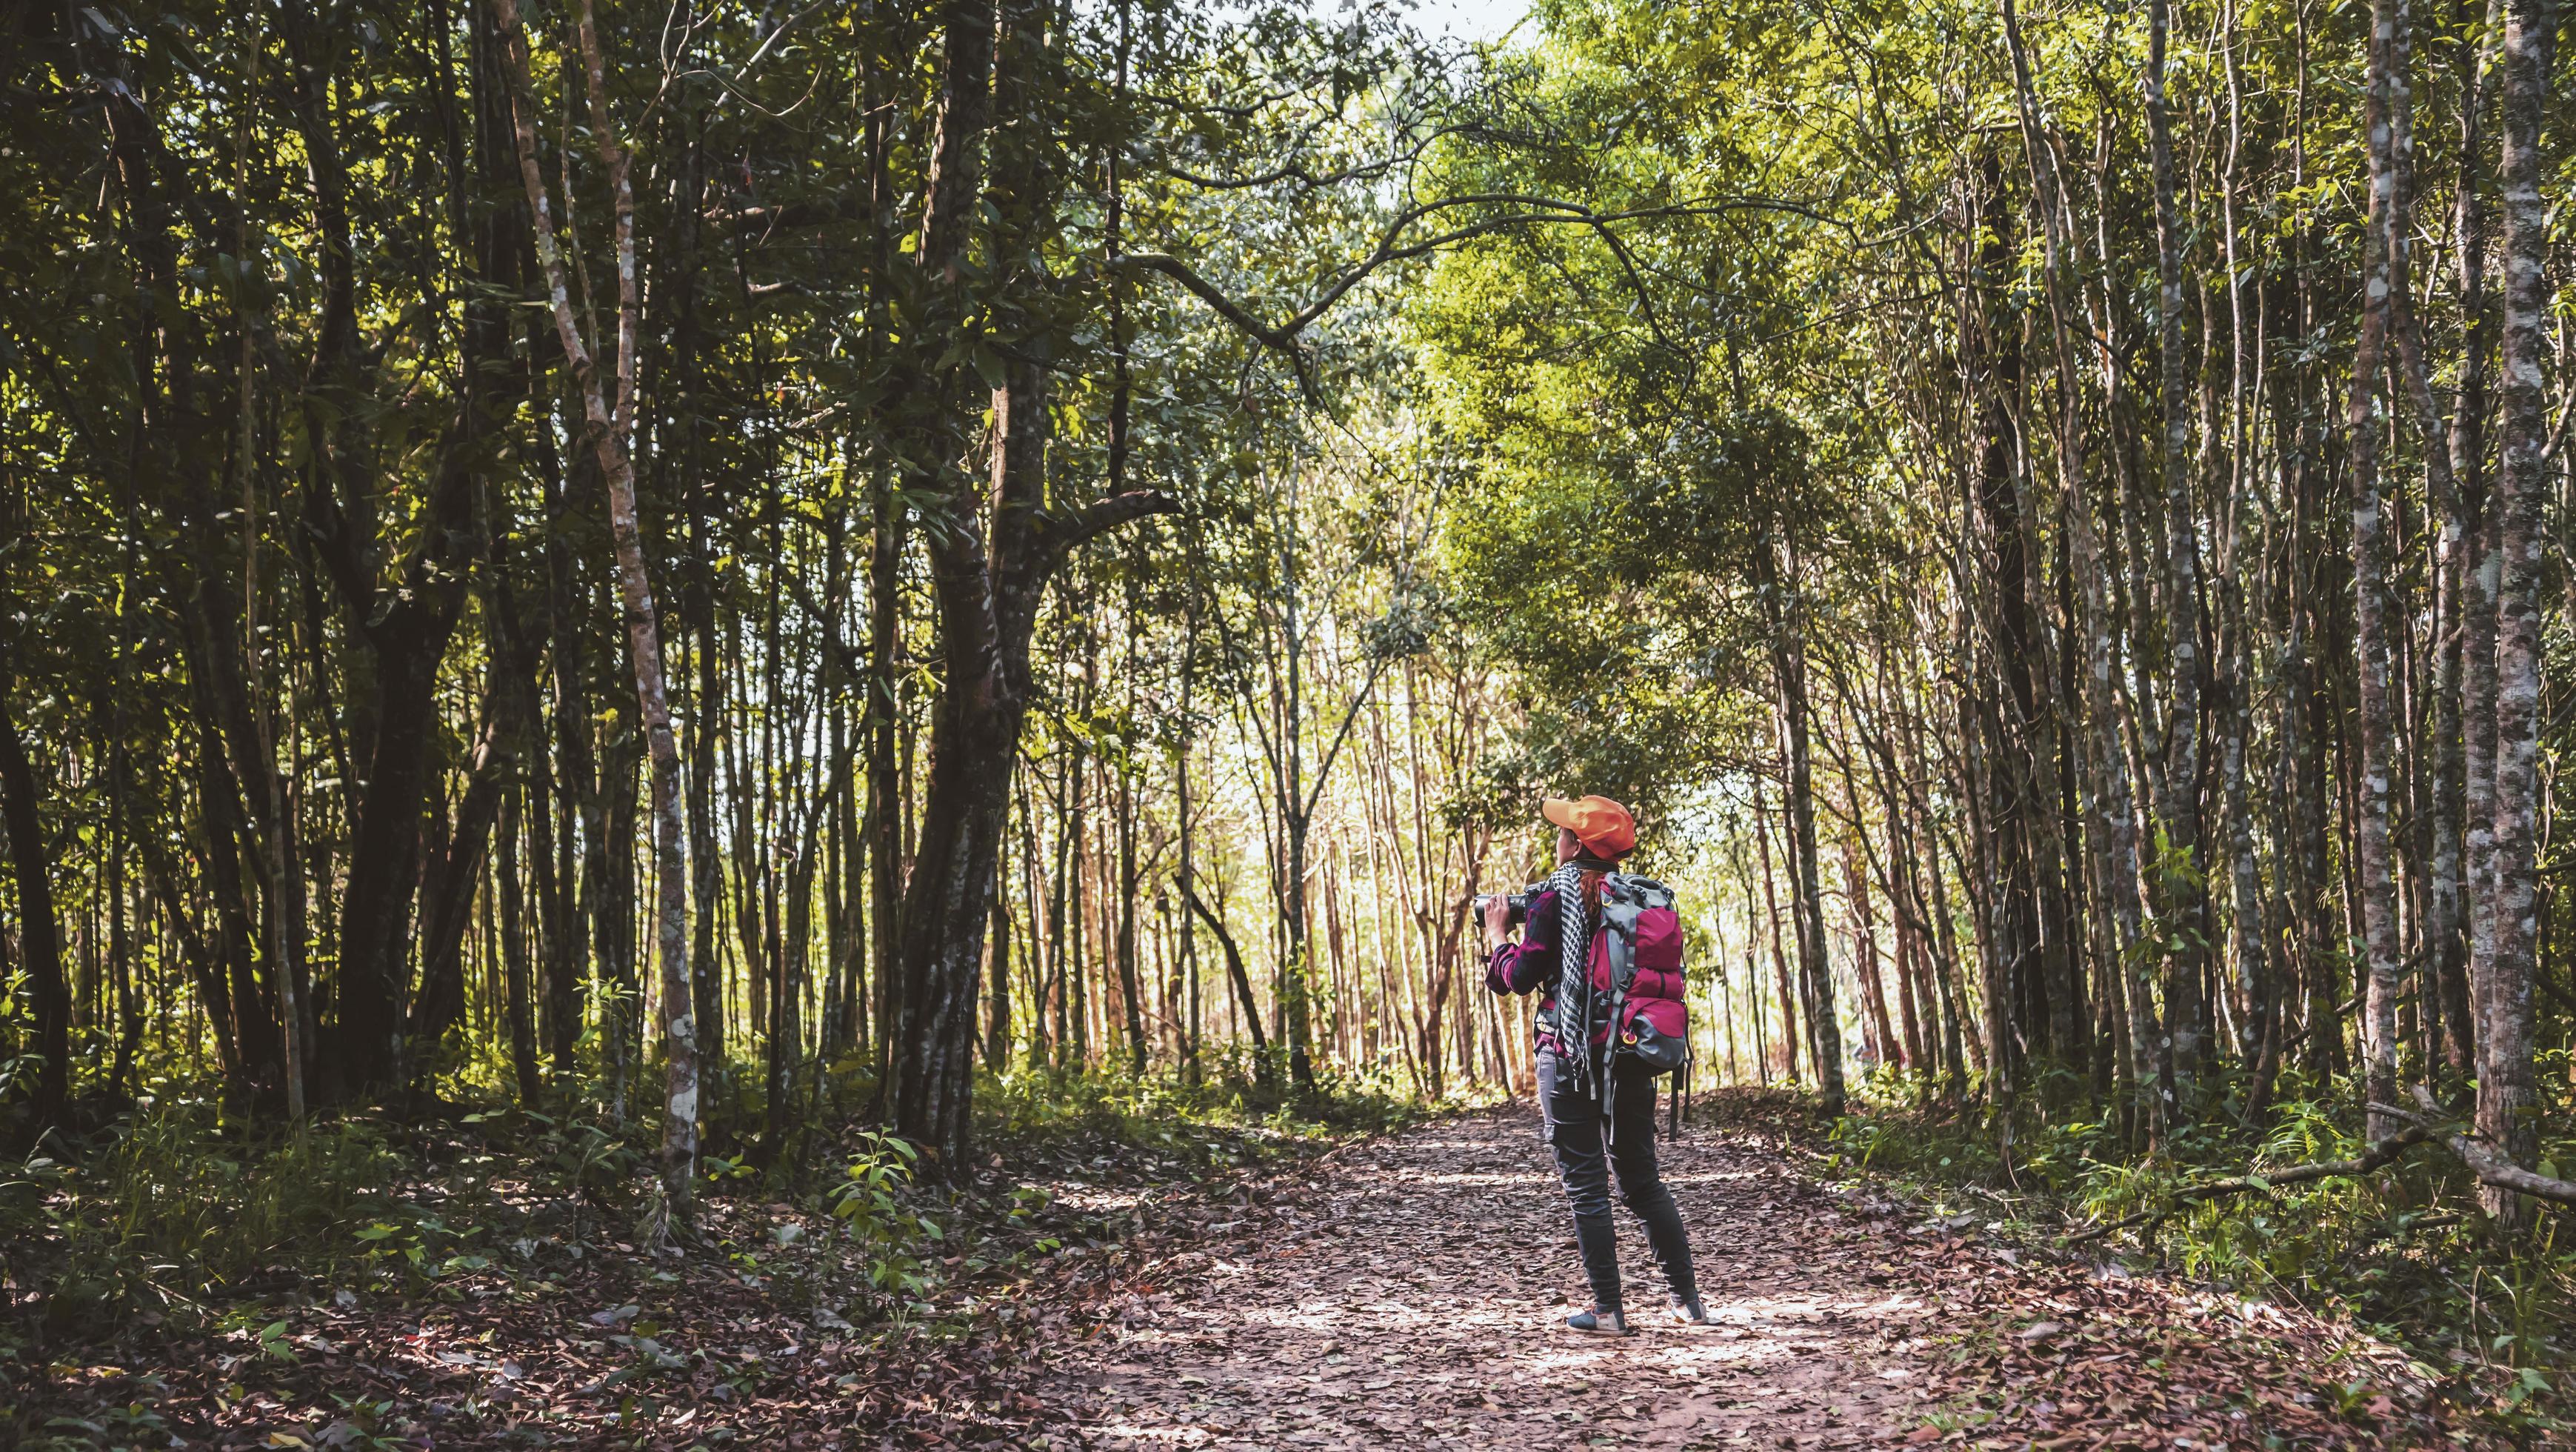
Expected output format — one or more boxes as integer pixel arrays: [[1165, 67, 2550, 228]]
[[1033, 1099, 2495, 1451], [12, 1092, 2512, 1451]]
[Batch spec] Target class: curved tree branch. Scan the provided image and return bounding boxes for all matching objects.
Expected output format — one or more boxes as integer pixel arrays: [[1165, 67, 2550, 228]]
[[1044, 487, 1182, 554], [1118, 193, 1833, 395]]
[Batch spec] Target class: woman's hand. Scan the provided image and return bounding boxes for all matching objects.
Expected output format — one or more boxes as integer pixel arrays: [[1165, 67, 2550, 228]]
[[1481, 891, 1512, 950]]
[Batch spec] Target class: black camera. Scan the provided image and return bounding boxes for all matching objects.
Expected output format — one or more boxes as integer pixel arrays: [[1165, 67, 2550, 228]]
[[1473, 885, 1546, 928]]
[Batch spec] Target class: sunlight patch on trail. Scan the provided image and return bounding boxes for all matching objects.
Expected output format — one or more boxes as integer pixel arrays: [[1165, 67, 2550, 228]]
[[1051, 1108, 1938, 1450]]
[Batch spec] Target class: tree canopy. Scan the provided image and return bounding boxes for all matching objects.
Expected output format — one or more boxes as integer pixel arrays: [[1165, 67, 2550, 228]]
[[7, 0, 2576, 1434]]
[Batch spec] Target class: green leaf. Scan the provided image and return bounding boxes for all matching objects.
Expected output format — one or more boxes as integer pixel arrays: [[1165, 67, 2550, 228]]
[[968, 344, 1008, 390]]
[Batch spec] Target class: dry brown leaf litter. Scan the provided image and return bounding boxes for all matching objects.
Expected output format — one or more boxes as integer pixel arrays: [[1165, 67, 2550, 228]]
[[1038, 1105, 2503, 1451], [21, 1102, 2511, 1449]]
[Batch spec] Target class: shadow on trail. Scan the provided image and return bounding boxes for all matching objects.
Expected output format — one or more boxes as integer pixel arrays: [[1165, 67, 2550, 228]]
[[1045, 1105, 1933, 1450]]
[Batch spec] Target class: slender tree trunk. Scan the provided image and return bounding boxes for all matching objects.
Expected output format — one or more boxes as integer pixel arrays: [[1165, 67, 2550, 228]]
[[1177, 575, 1204, 1085], [492, 0, 695, 1216], [499, 783, 542, 1102], [1186, 883, 1270, 1067], [1764, 540, 1843, 1115], [2480, 0, 2552, 1228], [1752, 778, 1801, 1084], [688, 533, 728, 1074], [986, 865, 1012, 1067], [2347, 0, 2406, 1141], [2384, 0, 2483, 1085], [0, 664, 68, 1133], [2434, 0, 2499, 1077], [413, 697, 519, 1056], [1846, 845, 1901, 1072], [865, 457, 906, 1083], [2147, 0, 2209, 1087], [1116, 610, 1148, 1073], [2003, 0, 2161, 1142]]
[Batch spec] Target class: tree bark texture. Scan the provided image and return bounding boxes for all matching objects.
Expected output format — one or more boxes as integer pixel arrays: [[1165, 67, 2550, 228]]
[[2480, 0, 2552, 1228]]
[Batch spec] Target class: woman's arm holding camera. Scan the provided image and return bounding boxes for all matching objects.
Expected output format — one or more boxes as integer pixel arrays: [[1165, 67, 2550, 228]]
[[1482, 885, 1561, 996]]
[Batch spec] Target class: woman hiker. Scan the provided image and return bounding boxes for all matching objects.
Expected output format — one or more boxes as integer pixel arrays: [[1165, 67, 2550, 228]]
[[1483, 794, 1709, 1335]]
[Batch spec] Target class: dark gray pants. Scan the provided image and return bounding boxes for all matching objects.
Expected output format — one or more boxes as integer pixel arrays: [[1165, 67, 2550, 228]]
[[1538, 1048, 1696, 1315]]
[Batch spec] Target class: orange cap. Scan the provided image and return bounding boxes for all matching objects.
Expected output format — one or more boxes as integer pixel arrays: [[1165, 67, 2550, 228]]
[[1541, 795, 1636, 859]]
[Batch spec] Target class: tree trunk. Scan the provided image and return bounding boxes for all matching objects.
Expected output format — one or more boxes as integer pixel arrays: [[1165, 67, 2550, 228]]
[[2346, 0, 2406, 1142], [1116, 627, 1148, 1073], [1751, 778, 1801, 1084], [2003, 0, 2161, 1142], [866, 459, 905, 1076], [2480, 0, 2552, 1228], [492, 0, 695, 1216], [688, 524, 728, 1073], [1186, 882, 1270, 1066], [2146, 0, 2209, 1086], [1763, 536, 1842, 1115], [0, 666, 68, 1133], [498, 782, 543, 1102], [986, 868, 1012, 1067]]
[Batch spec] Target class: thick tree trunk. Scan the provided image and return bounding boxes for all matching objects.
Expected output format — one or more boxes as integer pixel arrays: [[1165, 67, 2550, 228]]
[[892, 652, 1025, 1157], [277, 0, 492, 1104], [890, 362, 1174, 1168], [332, 642, 444, 1091]]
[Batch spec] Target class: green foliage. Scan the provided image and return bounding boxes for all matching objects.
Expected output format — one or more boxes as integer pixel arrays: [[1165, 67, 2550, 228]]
[[830, 1130, 936, 1313], [0, 1090, 688, 1353], [978, 1059, 1444, 1173], [1817, 1070, 2575, 1411], [36, 1102, 409, 1323]]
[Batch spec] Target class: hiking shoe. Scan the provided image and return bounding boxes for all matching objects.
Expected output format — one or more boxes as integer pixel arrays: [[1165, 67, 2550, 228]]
[[1566, 1308, 1631, 1336], [1670, 1295, 1712, 1325]]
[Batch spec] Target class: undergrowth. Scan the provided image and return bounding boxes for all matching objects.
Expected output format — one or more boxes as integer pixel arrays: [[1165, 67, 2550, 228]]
[[0, 1053, 1441, 1425], [978, 1053, 1454, 1174], [1775, 1065, 2576, 1433]]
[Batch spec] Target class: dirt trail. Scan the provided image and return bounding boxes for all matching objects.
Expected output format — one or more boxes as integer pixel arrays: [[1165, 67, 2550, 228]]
[[1048, 1105, 1936, 1449]]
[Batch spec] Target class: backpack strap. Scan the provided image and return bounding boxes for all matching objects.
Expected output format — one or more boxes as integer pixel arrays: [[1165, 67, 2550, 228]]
[[1598, 879, 1645, 1099]]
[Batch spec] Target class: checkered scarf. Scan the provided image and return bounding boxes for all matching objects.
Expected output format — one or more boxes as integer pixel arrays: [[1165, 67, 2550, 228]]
[[1549, 860, 1606, 1079]]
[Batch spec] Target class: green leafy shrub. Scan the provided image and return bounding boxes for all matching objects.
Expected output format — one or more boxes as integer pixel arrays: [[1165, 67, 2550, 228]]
[[831, 1129, 937, 1314], [1804, 1067, 2570, 1420]]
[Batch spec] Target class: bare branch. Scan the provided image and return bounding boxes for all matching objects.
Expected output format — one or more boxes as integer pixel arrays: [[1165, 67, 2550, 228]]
[[1120, 193, 1832, 394], [2409, 1085, 2576, 1205], [1046, 488, 1182, 553], [2062, 1124, 2431, 1247]]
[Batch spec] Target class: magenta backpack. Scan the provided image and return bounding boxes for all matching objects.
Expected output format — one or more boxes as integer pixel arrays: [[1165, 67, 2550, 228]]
[[1591, 873, 1689, 1073]]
